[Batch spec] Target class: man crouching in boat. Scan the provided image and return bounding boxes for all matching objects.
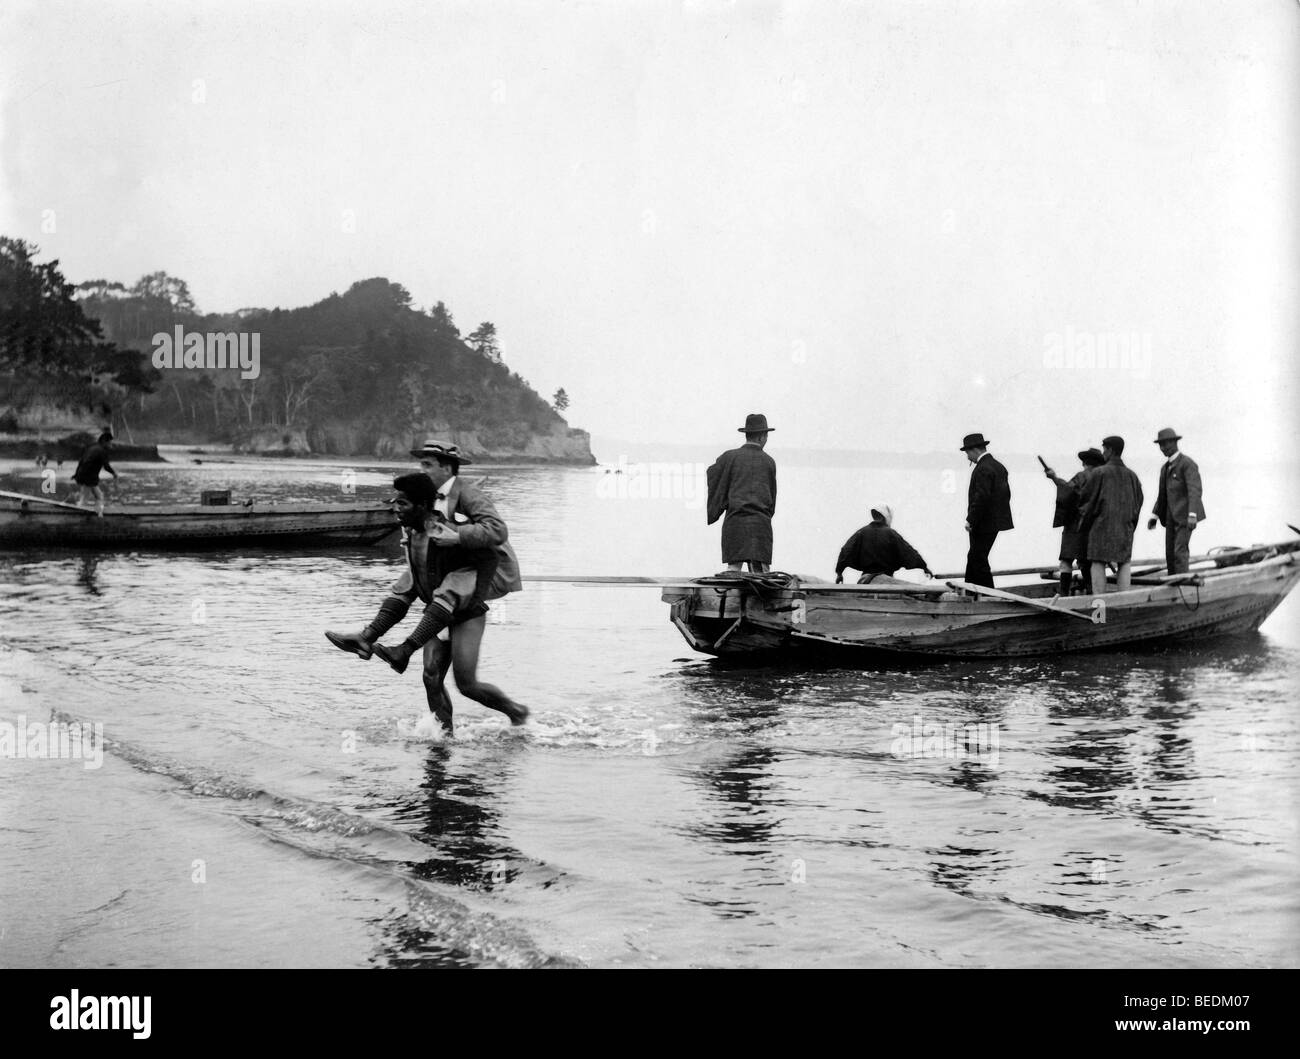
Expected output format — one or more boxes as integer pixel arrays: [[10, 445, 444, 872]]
[[324, 463, 528, 731], [834, 504, 934, 585]]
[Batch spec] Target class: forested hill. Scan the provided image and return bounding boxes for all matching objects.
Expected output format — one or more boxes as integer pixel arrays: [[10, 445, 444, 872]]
[[72, 274, 592, 462]]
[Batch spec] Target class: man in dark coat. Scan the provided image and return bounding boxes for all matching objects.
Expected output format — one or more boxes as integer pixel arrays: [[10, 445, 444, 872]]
[[835, 504, 933, 583], [1077, 435, 1144, 594], [325, 445, 528, 731], [1145, 427, 1206, 575], [72, 430, 119, 517], [1042, 447, 1105, 595], [960, 432, 1013, 588], [707, 413, 777, 572]]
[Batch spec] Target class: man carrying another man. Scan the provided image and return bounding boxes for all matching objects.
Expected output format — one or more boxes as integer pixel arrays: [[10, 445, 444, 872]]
[[1146, 427, 1205, 576], [325, 441, 527, 732]]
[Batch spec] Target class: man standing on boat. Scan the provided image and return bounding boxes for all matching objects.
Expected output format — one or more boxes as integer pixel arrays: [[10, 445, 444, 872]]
[[1077, 435, 1144, 594], [835, 504, 933, 583], [1041, 447, 1105, 595], [324, 453, 528, 732], [960, 432, 1012, 588], [707, 413, 777, 573], [1146, 427, 1205, 575], [72, 430, 118, 517]]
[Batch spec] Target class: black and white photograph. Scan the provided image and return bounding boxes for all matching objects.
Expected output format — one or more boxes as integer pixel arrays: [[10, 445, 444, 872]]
[[0, 0, 1296, 1011]]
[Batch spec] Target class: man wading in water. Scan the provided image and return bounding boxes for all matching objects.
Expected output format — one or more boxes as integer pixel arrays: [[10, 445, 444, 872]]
[[325, 452, 528, 732]]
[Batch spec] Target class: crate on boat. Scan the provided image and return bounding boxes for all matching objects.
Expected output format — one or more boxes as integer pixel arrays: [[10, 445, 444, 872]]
[[200, 489, 231, 506]]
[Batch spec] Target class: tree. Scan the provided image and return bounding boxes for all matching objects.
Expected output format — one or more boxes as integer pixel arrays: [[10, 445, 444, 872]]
[[552, 387, 569, 412], [0, 237, 154, 405], [131, 271, 196, 314], [466, 321, 501, 362]]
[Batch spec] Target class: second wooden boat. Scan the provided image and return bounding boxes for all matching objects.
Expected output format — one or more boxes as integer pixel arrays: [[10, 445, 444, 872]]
[[0, 491, 398, 548]]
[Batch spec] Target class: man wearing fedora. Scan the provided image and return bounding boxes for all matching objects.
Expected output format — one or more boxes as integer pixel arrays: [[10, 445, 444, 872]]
[[1077, 435, 1144, 593], [707, 413, 778, 572], [325, 441, 527, 732], [960, 432, 1013, 588], [1146, 427, 1205, 575], [1042, 447, 1105, 595]]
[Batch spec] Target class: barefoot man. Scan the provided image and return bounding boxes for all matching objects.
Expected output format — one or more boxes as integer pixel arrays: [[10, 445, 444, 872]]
[[325, 446, 527, 731]]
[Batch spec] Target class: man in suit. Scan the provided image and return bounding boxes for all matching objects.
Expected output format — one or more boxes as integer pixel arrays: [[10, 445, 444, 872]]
[[1078, 435, 1144, 593], [960, 432, 1013, 588], [1146, 427, 1205, 575], [325, 443, 527, 731], [707, 413, 777, 572]]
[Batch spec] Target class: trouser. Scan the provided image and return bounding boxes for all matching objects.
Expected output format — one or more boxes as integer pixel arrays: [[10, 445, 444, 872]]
[[965, 531, 999, 588], [1166, 521, 1194, 575]]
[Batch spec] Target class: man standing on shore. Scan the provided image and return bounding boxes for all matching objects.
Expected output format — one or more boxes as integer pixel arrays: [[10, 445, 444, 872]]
[[72, 430, 118, 517], [960, 432, 1012, 588], [1146, 427, 1205, 575], [1078, 435, 1144, 594], [707, 413, 777, 573]]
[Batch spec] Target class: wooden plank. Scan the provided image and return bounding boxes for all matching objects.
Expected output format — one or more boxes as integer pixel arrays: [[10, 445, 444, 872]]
[[0, 490, 95, 514], [944, 580, 1095, 621]]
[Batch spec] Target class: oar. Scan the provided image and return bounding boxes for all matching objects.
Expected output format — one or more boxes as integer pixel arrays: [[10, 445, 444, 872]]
[[0, 489, 96, 514], [945, 580, 1095, 621]]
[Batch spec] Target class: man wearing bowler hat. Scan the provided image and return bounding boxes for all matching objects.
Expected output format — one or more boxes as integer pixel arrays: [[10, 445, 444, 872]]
[[324, 440, 527, 732], [707, 413, 777, 572], [1042, 447, 1106, 595], [960, 432, 1013, 588], [1146, 427, 1205, 576]]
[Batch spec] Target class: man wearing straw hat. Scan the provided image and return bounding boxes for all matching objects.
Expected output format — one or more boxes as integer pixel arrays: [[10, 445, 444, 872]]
[[834, 503, 933, 584], [1146, 427, 1205, 575], [706, 413, 778, 572]]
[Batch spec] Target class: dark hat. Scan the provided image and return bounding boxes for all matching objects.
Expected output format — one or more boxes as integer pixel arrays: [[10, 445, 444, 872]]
[[1153, 427, 1182, 444], [1076, 447, 1105, 466], [737, 413, 774, 433], [390, 472, 438, 508], [959, 432, 990, 451], [98, 430, 114, 443], [1101, 435, 1125, 454], [409, 438, 473, 466]]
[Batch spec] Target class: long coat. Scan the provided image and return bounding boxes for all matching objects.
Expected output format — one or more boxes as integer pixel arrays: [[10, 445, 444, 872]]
[[1152, 454, 1206, 528], [1078, 458, 1144, 563], [706, 443, 777, 564], [967, 454, 1014, 532]]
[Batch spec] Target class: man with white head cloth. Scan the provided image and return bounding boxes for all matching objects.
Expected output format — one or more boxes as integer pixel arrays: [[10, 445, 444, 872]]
[[835, 503, 933, 584]]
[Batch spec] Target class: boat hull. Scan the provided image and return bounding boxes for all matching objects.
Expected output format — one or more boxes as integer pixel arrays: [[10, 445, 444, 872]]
[[663, 551, 1300, 659], [0, 498, 399, 548]]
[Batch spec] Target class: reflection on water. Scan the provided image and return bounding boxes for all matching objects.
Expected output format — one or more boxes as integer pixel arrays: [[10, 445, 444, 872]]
[[1, 459, 1297, 968]]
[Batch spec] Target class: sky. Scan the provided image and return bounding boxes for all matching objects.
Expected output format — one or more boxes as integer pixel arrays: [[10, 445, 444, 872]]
[[2, 0, 1296, 457]]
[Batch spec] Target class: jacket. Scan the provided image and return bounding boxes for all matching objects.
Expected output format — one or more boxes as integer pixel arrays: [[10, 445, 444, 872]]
[[967, 454, 1013, 533], [1152, 453, 1206, 527]]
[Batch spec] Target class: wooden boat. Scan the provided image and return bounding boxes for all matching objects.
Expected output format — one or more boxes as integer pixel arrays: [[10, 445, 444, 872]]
[[660, 537, 1300, 659], [0, 490, 398, 548]]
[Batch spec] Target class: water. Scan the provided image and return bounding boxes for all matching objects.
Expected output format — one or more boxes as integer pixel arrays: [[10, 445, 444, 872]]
[[1, 450, 1297, 967]]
